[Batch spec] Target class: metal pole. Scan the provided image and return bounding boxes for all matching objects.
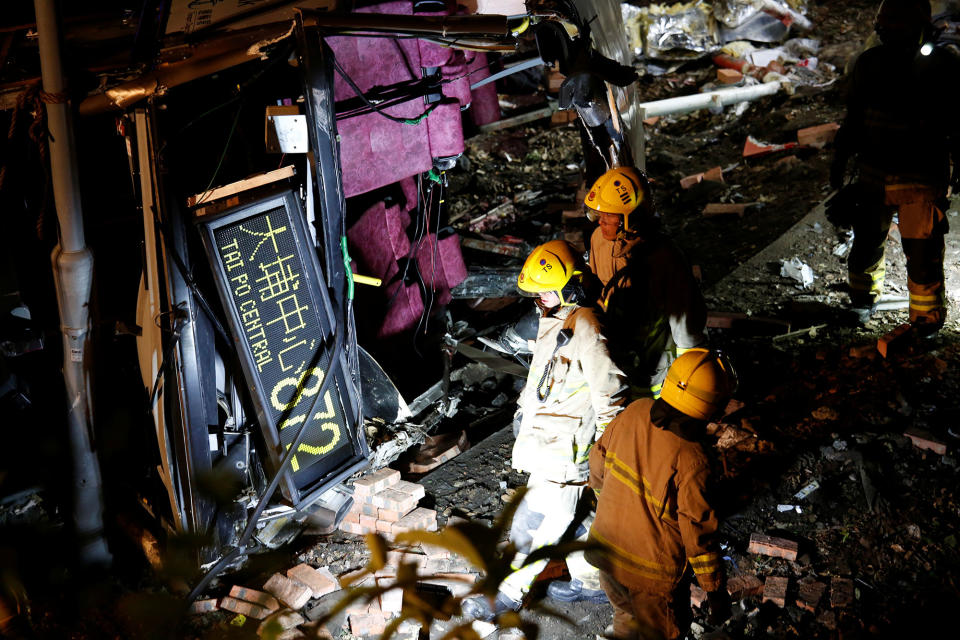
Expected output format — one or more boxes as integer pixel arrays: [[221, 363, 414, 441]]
[[33, 0, 111, 567]]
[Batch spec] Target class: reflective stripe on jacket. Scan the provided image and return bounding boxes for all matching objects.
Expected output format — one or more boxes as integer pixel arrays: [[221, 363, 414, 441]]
[[587, 398, 723, 593], [513, 305, 626, 482]]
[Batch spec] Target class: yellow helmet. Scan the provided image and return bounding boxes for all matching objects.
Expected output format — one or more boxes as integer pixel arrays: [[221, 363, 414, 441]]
[[517, 240, 583, 306], [660, 349, 738, 421], [584, 166, 652, 232]]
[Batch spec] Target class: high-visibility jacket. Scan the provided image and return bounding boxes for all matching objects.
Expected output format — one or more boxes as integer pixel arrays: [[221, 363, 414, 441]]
[[513, 305, 626, 483], [588, 227, 707, 394], [586, 398, 723, 593]]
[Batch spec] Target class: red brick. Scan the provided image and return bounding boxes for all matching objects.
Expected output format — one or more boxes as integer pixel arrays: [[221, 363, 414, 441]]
[[550, 110, 578, 126], [377, 577, 404, 614], [219, 596, 274, 619], [726, 574, 763, 599], [762, 576, 789, 607], [367, 488, 419, 512], [393, 480, 426, 501], [703, 166, 724, 182], [345, 598, 371, 615], [228, 585, 280, 612], [717, 68, 743, 84], [286, 564, 339, 599], [877, 323, 912, 358], [747, 533, 799, 561], [359, 514, 378, 529], [796, 579, 826, 612], [392, 507, 436, 534], [830, 577, 854, 608], [703, 203, 746, 217], [339, 520, 367, 535], [353, 468, 401, 497], [378, 507, 410, 522], [547, 69, 565, 93], [904, 428, 947, 455], [690, 584, 708, 608], [342, 509, 360, 524], [643, 116, 660, 126], [349, 612, 387, 637], [264, 573, 312, 609], [358, 502, 379, 517], [189, 598, 218, 614], [680, 173, 706, 189], [375, 519, 394, 533], [797, 123, 840, 148], [258, 610, 306, 634]]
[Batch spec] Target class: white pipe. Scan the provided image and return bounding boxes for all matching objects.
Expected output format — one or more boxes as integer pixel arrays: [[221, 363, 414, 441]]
[[34, 0, 111, 567], [638, 81, 782, 119]]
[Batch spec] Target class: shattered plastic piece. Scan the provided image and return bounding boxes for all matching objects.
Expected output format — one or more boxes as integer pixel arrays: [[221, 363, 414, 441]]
[[777, 504, 796, 512], [793, 480, 819, 500], [779, 257, 815, 288]]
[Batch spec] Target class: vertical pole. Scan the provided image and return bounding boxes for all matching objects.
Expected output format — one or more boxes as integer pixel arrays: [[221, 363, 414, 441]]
[[33, 0, 111, 567]]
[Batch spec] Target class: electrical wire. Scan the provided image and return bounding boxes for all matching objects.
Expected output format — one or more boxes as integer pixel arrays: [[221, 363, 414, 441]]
[[332, 55, 438, 125], [193, 103, 243, 206]]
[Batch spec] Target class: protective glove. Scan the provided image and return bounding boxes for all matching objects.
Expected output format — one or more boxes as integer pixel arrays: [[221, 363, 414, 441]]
[[706, 589, 731, 627]]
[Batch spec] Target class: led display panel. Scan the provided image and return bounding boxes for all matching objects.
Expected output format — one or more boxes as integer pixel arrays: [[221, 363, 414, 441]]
[[198, 189, 365, 506]]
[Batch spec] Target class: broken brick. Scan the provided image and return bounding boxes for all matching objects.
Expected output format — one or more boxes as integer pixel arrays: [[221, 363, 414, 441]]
[[703, 203, 746, 217], [219, 596, 274, 619], [748, 533, 799, 561], [726, 574, 763, 599], [877, 323, 912, 358], [830, 577, 854, 608], [797, 122, 840, 148], [717, 68, 743, 84], [353, 468, 401, 497], [228, 585, 280, 612], [762, 576, 789, 607], [796, 579, 827, 612], [690, 584, 708, 608], [743, 135, 797, 158], [286, 564, 339, 599], [643, 115, 660, 126], [258, 610, 306, 635], [377, 577, 404, 614], [349, 612, 387, 637], [189, 598, 218, 614], [680, 173, 705, 190], [904, 428, 947, 455], [264, 573, 312, 610]]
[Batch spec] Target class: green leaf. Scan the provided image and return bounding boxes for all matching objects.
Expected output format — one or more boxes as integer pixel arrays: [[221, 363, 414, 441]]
[[366, 532, 389, 571]]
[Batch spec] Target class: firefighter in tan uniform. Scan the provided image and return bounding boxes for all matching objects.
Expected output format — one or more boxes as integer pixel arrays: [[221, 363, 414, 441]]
[[831, 0, 960, 336], [587, 349, 737, 639], [462, 240, 627, 621], [582, 167, 708, 398]]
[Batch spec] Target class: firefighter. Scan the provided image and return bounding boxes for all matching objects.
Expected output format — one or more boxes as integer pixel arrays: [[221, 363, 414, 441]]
[[581, 166, 708, 399], [586, 349, 737, 639], [462, 239, 627, 621], [831, 0, 960, 336]]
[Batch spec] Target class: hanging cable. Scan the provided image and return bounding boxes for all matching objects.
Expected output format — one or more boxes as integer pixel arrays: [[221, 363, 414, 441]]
[[332, 55, 438, 125]]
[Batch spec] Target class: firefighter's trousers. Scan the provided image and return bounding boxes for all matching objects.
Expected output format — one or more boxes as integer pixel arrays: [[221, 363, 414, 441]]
[[499, 473, 600, 603], [599, 570, 692, 640], [848, 182, 947, 327]]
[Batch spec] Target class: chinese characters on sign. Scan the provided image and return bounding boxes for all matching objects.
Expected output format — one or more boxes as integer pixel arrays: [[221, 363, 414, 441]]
[[213, 206, 350, 481]]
